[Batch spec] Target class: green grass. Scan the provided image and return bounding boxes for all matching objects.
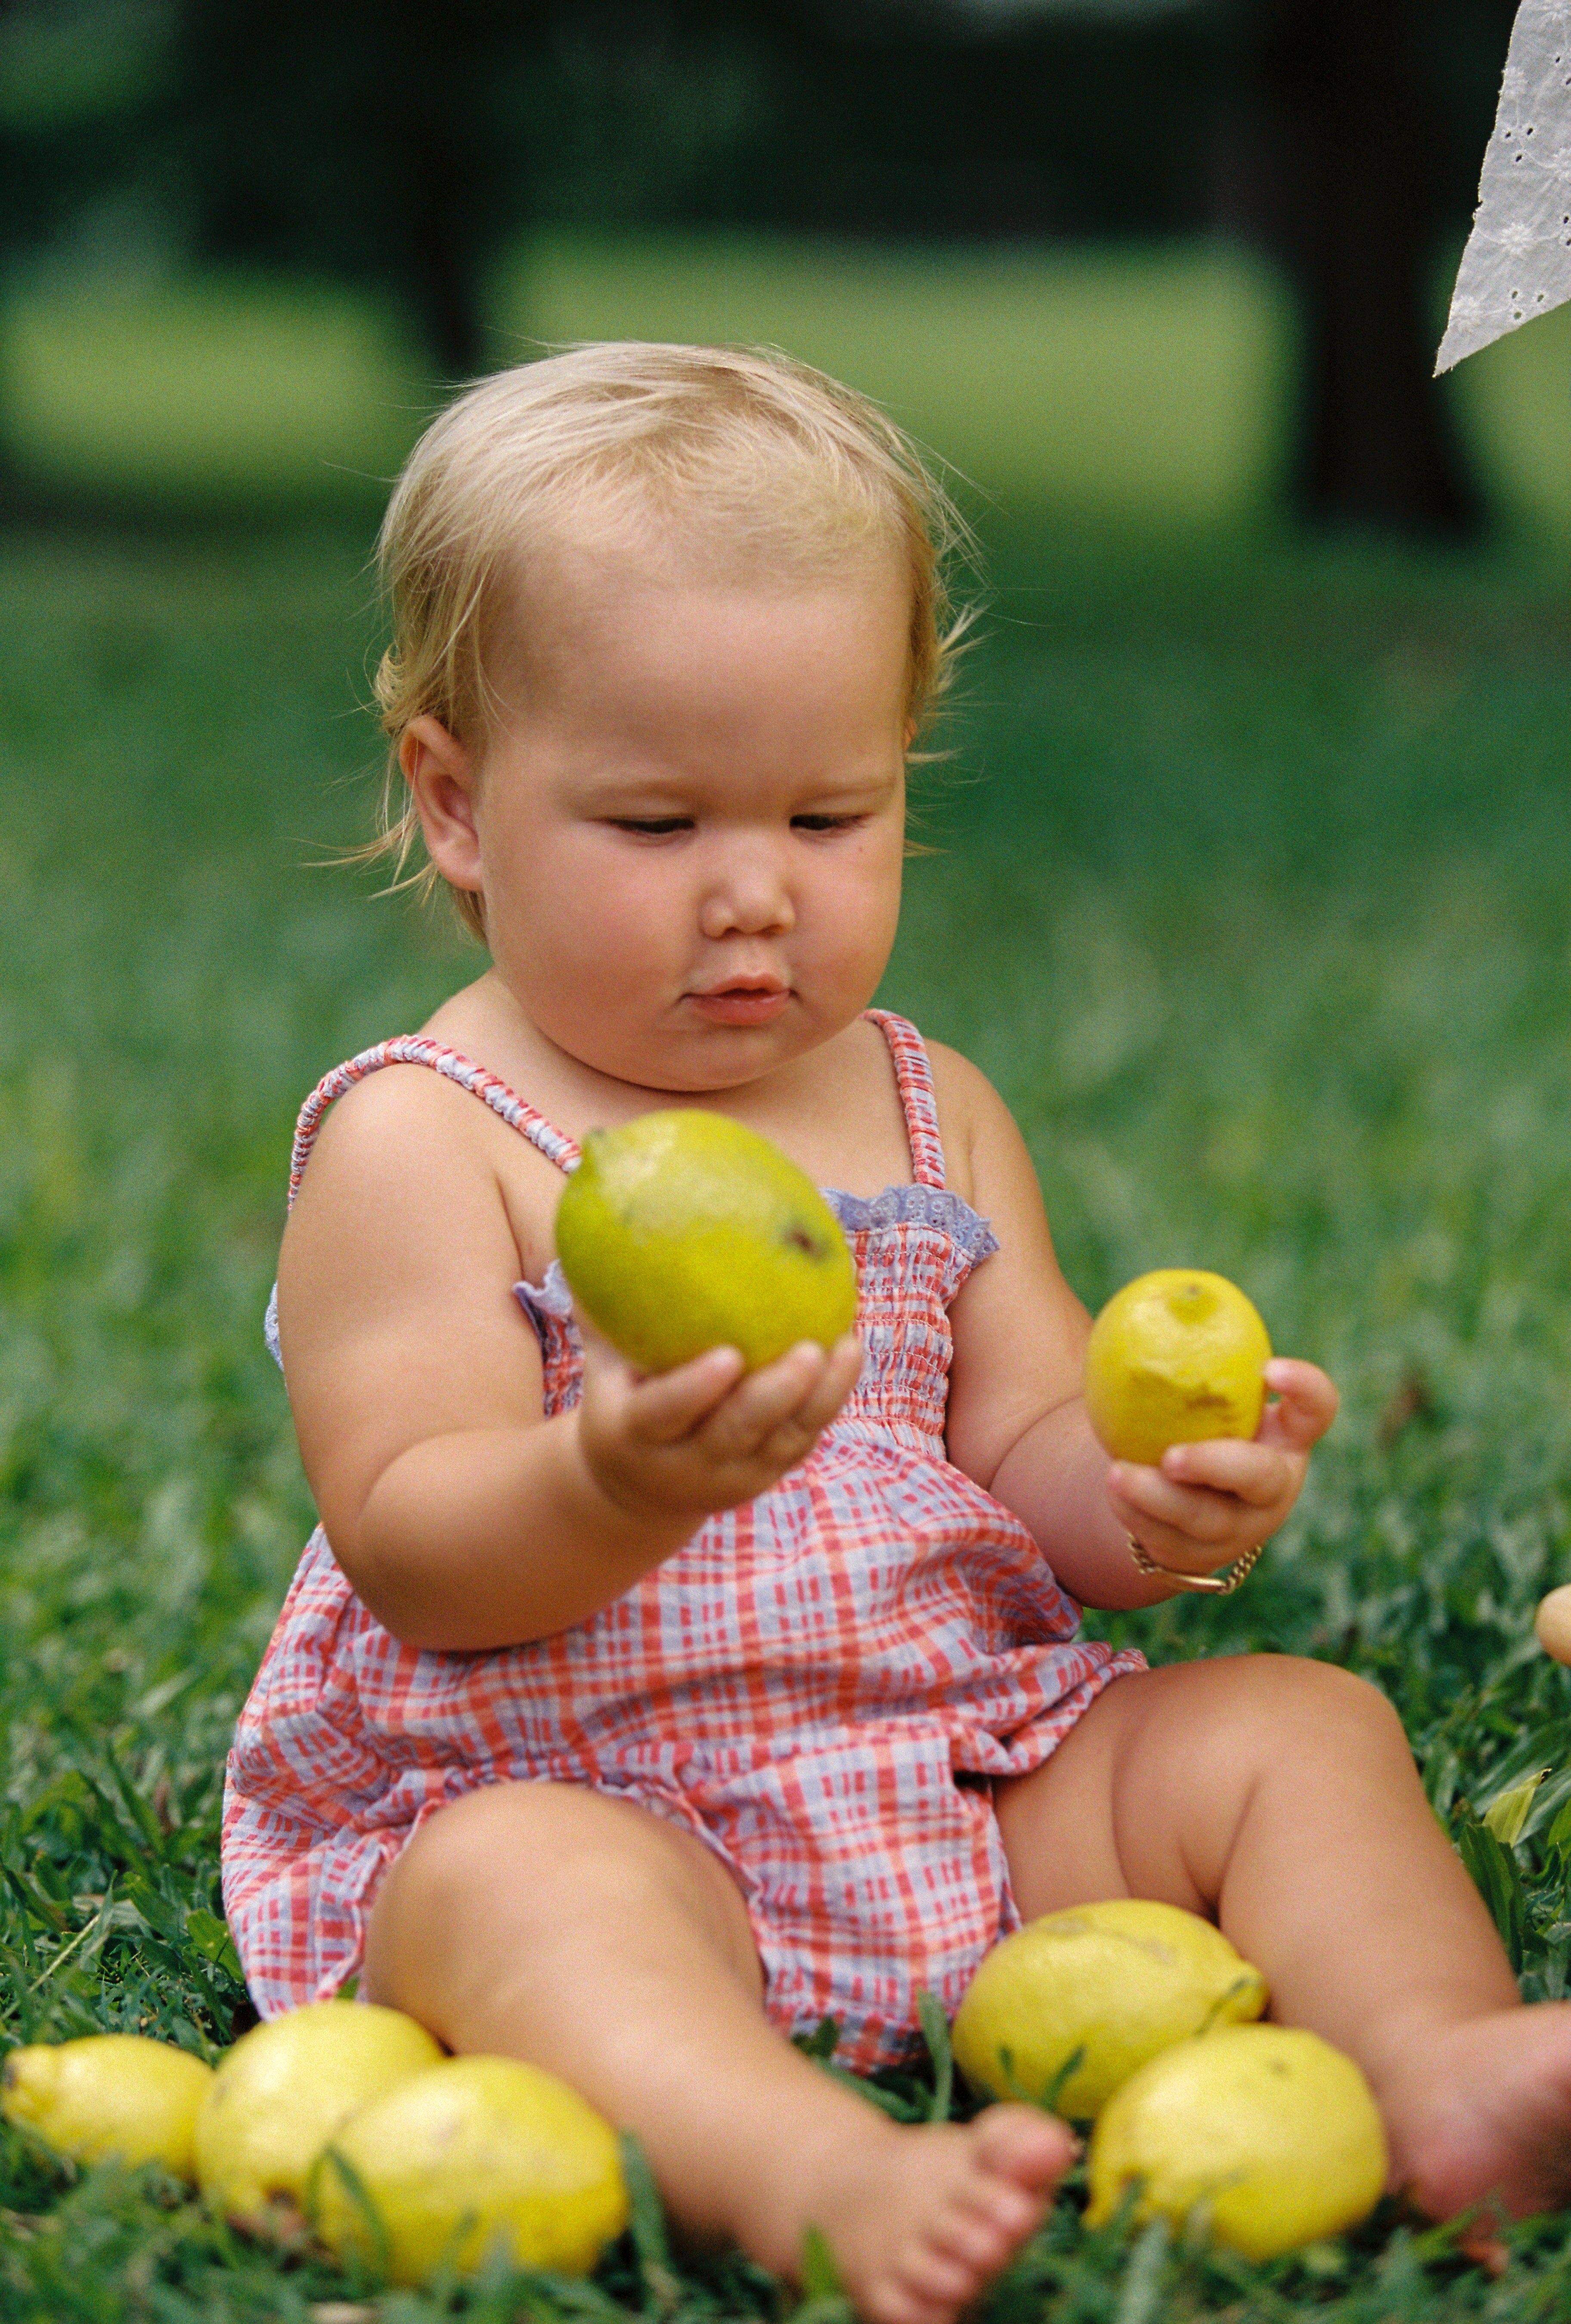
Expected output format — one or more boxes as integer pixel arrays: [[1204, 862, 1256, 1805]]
[[3, 515, 1571, 2316], [8, 230, 1571, 531]]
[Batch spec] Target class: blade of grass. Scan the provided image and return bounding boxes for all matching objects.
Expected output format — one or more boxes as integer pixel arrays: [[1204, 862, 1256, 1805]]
[[915, 1989, 954, 2124], [619, 2133, 682, 2318]]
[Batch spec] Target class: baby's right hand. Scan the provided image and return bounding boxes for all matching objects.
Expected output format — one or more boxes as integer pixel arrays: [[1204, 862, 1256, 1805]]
[[578, 1332, 863, 1531]]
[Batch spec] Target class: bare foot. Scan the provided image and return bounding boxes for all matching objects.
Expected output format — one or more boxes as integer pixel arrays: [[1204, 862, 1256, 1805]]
[[1379, 2003, 1571, 2224], [743, 2105, 1073, 2324]]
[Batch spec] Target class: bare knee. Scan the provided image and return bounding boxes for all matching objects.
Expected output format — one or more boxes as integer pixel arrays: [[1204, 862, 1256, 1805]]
[[1000, 1654, 1415, 1921], [390, 1783, 696, 1925], [366, 1782, 760, 2026], [1219, 1654, 1410, 1762]]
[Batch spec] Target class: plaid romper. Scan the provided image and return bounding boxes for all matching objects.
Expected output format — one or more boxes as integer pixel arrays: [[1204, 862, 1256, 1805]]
[[223, 1010, 1145, 2069]]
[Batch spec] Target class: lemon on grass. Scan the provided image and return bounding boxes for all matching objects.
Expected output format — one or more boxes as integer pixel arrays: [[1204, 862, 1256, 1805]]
[[195, 1999, 442, 2226], [313, 2055, 629, 2285], [1086, 2024, 1388, 2259], [1, 2034, 213, 2178], [952, 1899, 1267, 2121], [1535, 1584, 1571, 1663], [555, 1110, 857, 1375], [1084, 1269, 1272, 1467]]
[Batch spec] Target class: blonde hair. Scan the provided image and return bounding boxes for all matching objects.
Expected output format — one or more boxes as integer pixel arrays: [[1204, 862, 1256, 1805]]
[[365, 342, 972, 937]]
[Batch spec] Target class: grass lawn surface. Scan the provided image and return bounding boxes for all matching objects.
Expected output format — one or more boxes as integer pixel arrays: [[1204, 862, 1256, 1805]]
[[3, 515, 1571, 2319]]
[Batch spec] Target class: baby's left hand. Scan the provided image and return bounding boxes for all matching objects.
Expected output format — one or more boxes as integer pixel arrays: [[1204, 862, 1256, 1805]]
[[1107, 1359, 1338, 1582]]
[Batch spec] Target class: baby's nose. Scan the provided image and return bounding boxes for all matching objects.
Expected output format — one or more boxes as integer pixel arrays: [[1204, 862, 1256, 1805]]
[[698, 851, 795, 938]]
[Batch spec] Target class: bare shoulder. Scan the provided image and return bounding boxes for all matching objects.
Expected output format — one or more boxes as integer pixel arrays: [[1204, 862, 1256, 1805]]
[[297, 1052, 494, 1185], [291, 1057, 560, 1260], [923, 1039, 1037, 1211], [276, 1058, 564, 1395], [285, 1063, 483, 1249]]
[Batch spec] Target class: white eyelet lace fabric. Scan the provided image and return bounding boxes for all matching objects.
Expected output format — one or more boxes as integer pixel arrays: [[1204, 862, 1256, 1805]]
[[1438, 1, 1571, 371]]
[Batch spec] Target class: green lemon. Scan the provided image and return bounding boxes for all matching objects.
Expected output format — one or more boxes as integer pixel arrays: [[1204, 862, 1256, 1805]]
[[1084, 1269, 1272, 1467], [194, 1999, 442, 2227], [555, 1110, 857, 1374], [2, 2034, 213, 2179], [1085, 2023, 1388, 2259], [952, 1899, 1267, 2120], [313, 2054, 629, 2285]]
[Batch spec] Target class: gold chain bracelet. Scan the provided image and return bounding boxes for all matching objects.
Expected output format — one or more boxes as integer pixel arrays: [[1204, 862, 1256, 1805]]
[[1127, 1536, 1266, 1596]]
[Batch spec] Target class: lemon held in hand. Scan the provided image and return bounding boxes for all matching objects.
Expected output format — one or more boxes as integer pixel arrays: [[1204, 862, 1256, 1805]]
[[555, 1110, 857, 1375], [952, 1899, 1266, 2120], [313, 2054, 629, 2285], [1086, 2023, 1387, 2259], [2, 2034, 213, 2178], [1085, 1269, 1272, 1468], [195, 1999, 442, 2227]]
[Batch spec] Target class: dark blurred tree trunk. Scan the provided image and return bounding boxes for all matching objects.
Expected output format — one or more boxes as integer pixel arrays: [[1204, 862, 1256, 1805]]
[[405, 174, 487, 381], [172, 0, 528, 387], [1245, 0, 1483, 536], [384, 1, 505, 380]]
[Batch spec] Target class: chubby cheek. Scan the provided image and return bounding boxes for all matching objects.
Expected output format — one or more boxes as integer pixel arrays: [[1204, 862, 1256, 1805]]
[[508, 852, 687, 1012], [815, 831, 903, 980]]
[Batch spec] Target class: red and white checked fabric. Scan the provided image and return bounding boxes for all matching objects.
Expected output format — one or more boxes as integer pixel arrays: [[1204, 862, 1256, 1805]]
[[224, 1011, 1145, 2067]]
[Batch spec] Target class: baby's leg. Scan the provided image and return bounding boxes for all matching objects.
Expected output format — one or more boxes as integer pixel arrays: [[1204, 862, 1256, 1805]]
[[995, 1656, 1571, 2222], [364, 1782, 1070, 2324]]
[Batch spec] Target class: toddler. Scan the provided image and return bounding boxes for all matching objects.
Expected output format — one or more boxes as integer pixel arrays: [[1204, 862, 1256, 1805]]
[[225, 345, 1571, 2324]]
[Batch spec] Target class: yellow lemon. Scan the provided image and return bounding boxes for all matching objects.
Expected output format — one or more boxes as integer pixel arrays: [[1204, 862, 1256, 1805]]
[[555, 1110, 857, 1374], [1084, 1269, 1272, 1466], [1086, 2024, 1388, 2259], [195, 1999, 442, 2226], [952, 1899, 1266, 2120], [1535, 1585, 1571, 1664], [1, 2034, 213, 2178], [313, 2054, 629, 2285]]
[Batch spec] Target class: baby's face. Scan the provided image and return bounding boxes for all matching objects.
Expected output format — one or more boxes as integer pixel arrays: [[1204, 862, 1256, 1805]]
[[459, 540, 911, 1094]]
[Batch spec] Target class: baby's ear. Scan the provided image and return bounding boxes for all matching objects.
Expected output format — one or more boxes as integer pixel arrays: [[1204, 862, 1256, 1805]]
[[402, 717, 483, 894], [400, 713, 468, 788]]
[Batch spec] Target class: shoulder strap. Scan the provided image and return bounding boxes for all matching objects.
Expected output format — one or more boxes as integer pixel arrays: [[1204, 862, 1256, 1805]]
[[286, 1037, 581, 1210], [863, 1010, 947, 1191]]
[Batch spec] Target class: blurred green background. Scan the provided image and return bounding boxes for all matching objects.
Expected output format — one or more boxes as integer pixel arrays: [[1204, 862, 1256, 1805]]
[[9, 6, 1571, 2314], [0, 0, 1550, 537], [8, 230, 1571, 535]]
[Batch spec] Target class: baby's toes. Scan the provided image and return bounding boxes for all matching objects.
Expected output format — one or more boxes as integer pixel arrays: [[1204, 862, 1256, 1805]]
[[894, 2241, 985, 2314], [868, 2257, 973, 2324], [928, 2203, 1021, 2276], [973, 2101, 1076, 2194]]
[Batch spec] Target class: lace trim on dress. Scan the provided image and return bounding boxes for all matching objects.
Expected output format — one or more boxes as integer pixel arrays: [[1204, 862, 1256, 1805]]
[[514, 1257, 576, 1323], [821, 1182, 998, 1262]]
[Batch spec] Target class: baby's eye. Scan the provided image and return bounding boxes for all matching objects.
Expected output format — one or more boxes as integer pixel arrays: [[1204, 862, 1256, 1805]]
[[610, 817, 693, 837], [791, 813, 862, 833]]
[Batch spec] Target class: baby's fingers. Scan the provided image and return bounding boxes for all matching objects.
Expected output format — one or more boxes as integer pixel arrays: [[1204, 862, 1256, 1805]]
[[700, 1339, 844, 1460], [796, 1332, 864, 1431], [622, 1344, 747, 1443], [1109, 1461, 1247, 1547], [1256, 1359, 1339, 1453], [1159, 1436, 1297, 1508]]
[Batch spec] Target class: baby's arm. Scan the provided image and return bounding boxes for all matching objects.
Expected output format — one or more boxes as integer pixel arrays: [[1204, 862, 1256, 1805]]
[[276, 1068, 860, 1651], [936, 1053, 1336, 1609]]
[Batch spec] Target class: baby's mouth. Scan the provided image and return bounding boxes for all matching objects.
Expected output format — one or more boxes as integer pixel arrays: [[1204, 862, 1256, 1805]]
[[687, 980, 791, 1027]]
